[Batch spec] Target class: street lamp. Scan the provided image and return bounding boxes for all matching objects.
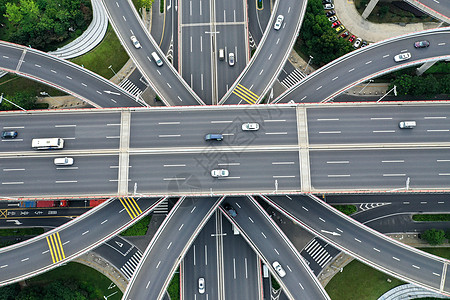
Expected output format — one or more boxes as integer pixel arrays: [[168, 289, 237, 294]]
[[108, 65, 117, 77], [377, 85, 397, 103], [304, 55, 313, 73], [358, 79, 374, 93]]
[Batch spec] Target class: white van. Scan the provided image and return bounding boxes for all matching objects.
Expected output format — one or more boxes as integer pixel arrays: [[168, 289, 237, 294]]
[[54, 157, 74, 166], [151, 52, 163, 67], [218, 49, 225, 60], [399, 121, 416, 129]]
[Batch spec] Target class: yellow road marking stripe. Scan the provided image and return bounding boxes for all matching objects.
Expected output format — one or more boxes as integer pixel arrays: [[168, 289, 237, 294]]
[[56, 232, 65, 259], [232, 89, 256, 104], [119, 198, 136, 219], [237, 84, 259, 99], [0, 209, 7, 218], [46, 236, 56, 264], [50, 234, 60, 262], [127, 197, 142, 215], [124, 197, 139, 218]]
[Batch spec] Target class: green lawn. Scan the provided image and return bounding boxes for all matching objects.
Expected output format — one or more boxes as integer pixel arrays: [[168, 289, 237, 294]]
[[120, 215, 152, 236], [332, 205, 357, 215], [413, 214, 450, 221], [325, 260, 404, 300], [70, 25, 129, 79], [167, 271, 180, 300], [421, 248, 450, 260], [27, 262, 122, 300], [0, 227, 44, 236]]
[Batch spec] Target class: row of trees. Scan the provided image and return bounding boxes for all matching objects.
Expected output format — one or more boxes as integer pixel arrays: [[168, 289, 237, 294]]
[[420, 228, 449, 245], [390, 74, 450, 96], [0, 0, 92, 51], [296, 0, 353, 66]]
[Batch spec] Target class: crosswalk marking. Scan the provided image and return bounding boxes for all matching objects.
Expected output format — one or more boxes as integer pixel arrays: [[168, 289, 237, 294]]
[[304, 239, 332, 268], [119, 197, 142, 220], [153, 198, 169, 215], [46, 232, 65, 263], [232, 84, 259, 104], [120, 250, 143, 279], [118, 79, 142, 97], [280, 68, 306, 89]]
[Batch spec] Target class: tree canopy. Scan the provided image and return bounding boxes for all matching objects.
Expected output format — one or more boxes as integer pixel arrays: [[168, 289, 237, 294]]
[[2, 0, 92, 51]]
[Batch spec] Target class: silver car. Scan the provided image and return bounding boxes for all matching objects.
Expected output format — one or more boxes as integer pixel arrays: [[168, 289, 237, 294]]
[[242, 122, 260, 131], [394, 52, 411, 62], [228, 53, 235, 66], [274, 15, 284, 30], [130, 36, 141, 49], [198, 277, 205, 294], [211, 169, 229, 177], [54, 157, 74, 166], [272, 261, 286, 277]]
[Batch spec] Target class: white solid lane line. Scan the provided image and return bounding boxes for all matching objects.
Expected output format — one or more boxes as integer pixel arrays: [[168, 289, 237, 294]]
[[370, 117, 392, 120], [274, 248, 279, 255], [327, 174, 350, 177], [319, 131, 341, 134], [2, 182, 24, 184], [373, 130, 395, 133], [272, 162, 295, 165], [158, 122, 180, 125], [210, 120, 232, 123], [437, 160, 450, 162], [427, 129, 449, 132], [1, 139, 23, 142], [381, 160, 404, 163], [317, 118, 339, 121], [158, 134, 181, 137], [3, 169, 25, 171], [263, 119, 286, 122], [326, 161, 349, 164], [56, 167, 78, 170], [164, 164, 186, 167], [393, 257, 400, 261], [382, 174, 405, 177], [3, 126, 24, 129], [218, 163, 240, 166], [273, 175, 295, 178], [424, 116, 446, 119], [55, 180, 77, 183], [82, 230, 89, 235], [354, 238, 362, 243], [261, 232, 267, 238], [265, 132, 287, 135]]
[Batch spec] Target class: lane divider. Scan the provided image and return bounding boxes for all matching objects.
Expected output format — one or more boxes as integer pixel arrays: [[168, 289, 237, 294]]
[[46, 232, 65, 263], [119, 197, 142, 219]]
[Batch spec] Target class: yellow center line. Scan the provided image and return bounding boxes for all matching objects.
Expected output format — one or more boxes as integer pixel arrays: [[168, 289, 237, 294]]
[[56, 232, 65, 259], [119, 198, 136, 219], [46, 236, 56, 264], [127, 197, 142, 215]]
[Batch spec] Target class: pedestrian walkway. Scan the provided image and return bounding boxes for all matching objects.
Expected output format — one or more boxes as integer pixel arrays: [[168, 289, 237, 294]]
[[120, 250, 143, 279], [49, 0, 108, 59], [280, 68, 307, 89], [378, 283, 450, 300], [334, 0, 440, 42], [303, 239, 334, 269], [118, 78, 143, 97]]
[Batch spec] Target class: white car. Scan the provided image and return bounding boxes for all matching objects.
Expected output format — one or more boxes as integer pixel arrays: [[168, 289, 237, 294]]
[[328, 16, 338, 22], [272, 261, 286, 278], [394, 52, 411, 62], [353, 38, 362, 48], [54, 157, 74, 166], [242, 122, 260, 131], [130, 36, 141, 49], [198, 277, 205, 294], [323, 3, 334, 9], [274, 15, 284, 30], [211, 169, 229, 178]]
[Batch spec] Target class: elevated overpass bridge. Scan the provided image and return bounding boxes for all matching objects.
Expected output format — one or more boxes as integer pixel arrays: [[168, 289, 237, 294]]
[[1, 102, 450, 199]]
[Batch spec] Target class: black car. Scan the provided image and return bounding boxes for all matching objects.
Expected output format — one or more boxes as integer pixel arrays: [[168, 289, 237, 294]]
[[325, 10, 335, 17], [322, 0, 332, 3], [223, 203, 237, 217], [361, 41, 368, 47], [1, 130, 17, 139]]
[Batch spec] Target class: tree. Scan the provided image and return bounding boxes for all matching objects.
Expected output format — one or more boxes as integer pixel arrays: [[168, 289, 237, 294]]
[[421, 228, 445, 245], [390, 74, 412, 95]]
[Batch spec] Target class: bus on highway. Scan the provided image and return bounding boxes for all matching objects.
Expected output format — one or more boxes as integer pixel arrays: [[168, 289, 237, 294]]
[[31, 138, 64, 150]]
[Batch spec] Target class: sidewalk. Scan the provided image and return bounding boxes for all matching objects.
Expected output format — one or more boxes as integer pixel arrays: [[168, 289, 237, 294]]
[[334, 0, 440, 42]]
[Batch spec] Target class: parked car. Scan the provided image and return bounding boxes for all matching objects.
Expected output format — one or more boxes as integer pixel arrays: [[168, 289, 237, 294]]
[[331, 21, 341, 28], [335, 25, 345, 33], [353, 38, 362, 48], [323, 3, 334, 9], [223, 203, 238, 217], [348, 35, 356, 43], [325, 10, 335, 17], [211, 169, 229, 177], [322, 0, 332, 3], [242, 122, 259, 131], [130, 36, 141, 49], [328, 16, 338, 22], [274, 15, 284, 30], [394, 52, 411, 62], [340, 31, 349, 39], [414, 40, 430, 48], [361, 40, 368, 47], [1, 130, 17, 139], [272, 261, 286, 278]]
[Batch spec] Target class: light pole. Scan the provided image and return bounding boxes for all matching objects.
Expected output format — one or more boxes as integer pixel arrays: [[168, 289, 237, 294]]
[[0, 93, 27, 112], [40, 91, 56, 101], [304, 55, 313, 72], [108, 65, 117, 77], [377, 85, 397, 103], [358, 79, 374, 93]]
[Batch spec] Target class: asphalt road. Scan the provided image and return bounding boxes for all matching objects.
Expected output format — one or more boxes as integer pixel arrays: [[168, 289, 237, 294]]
[[227, 196, 329, 299], [307, 105, 450, 145], [0, 197, 162, 285], [0, 112, 121, 152], [310, 148, 450, 191], [0, 42, 141, 108], [101, 0, 203, 106], [265, 195, 450, 295], [413, 0, 450, 20], [128, 150, 301, 195], [124, 197, 221, 300], [276, 28, 450, 103]]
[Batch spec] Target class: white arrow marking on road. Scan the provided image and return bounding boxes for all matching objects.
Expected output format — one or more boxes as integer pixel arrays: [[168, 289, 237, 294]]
[[320, 230, 341, 236], [167, 0, 171, 10], [103, 91, 121, 95], [7, 203, 19, 207], [6, 220, 22, 225], [115, 241, 123, 247]]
